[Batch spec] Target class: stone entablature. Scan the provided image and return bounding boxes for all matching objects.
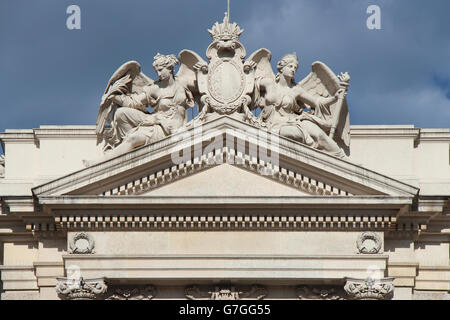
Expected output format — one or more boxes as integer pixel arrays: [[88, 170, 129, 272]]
[[53, 278, 396, 300], [1, 125, 448, 195]]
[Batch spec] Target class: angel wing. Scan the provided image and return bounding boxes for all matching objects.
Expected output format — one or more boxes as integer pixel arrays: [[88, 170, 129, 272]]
[[177, 50, 208, 111], [246, 48, 275, 81], [245, 48, 275, 112], [96, 61, 153, 145], [298, 61, 350, 152]]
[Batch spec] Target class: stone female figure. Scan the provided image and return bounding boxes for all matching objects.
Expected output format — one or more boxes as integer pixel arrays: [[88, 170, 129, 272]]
[[86, 51, 205, 166], [249, 51, 350, 158]]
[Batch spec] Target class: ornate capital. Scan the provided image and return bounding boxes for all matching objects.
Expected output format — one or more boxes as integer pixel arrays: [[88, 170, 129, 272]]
[[344, 277, 394, 300], [56, 277, 107, 300], [185, 285, 267, 300]]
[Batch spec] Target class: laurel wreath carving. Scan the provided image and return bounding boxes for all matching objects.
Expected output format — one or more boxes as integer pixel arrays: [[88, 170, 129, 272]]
[[356, 232, 382, 254], [69, 232, 95, 254]]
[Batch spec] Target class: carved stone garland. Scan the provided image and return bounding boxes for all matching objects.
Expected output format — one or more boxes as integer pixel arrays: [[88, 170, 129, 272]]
[[296, 286, 346, 300], [185, 285, 267, 300], [105, 285, 157, 300], [298, 278, 394, 300]]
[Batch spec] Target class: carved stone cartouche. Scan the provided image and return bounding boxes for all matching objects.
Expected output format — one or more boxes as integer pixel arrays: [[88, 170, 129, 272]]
[[185, 284, 267, 300]]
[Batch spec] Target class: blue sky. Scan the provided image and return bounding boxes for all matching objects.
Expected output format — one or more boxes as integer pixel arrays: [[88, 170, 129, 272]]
[[0, 0, 449, 149]]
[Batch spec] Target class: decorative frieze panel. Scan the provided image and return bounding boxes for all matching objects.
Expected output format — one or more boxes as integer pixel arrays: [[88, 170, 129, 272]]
[[53, 279, 395, 300], [344, 277, 394, 300], [69, 232, 95, 254], [55, 213, 397, 231], [297, 279, 394, 300], [296, 286, 346, 300], [23, 217, 425, 238], [105, 285, 157, 300], [185, 285, 267, 300], [56, 277, 107, 300]]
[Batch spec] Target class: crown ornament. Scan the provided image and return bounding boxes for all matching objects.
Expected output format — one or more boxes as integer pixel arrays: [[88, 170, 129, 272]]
[[208, 12, 244, 41]]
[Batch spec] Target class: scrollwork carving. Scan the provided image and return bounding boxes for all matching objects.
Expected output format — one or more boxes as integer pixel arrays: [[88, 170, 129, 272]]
[[296, 286, 345, 300], [105, 285, 157, 300]]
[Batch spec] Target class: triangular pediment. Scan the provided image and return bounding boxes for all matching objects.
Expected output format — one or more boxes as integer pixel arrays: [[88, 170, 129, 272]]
[[138, 164, 312, 197], [32, 116, 419, 199]]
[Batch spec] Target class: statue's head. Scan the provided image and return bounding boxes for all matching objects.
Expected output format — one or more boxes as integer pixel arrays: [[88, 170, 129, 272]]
[[276, 53, 299, 84], [153, 53, 179, 80]]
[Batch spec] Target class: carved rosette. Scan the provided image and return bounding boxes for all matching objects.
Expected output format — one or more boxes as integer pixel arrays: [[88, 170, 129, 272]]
[[69, 232, 95, 254], [105, 285, 157, 300], [296, 286, 345, 300], [356, 232, 382, 254], [185, 285, 267, 300], [344, 278, 394, 300], [56, 277, 107, 300]]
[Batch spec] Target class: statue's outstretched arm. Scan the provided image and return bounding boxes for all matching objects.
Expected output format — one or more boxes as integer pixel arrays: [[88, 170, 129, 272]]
[[110, 89, 152, 113], [296, 86, 339, 110]]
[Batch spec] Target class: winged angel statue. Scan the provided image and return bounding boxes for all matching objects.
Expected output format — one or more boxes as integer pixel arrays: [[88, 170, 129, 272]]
[[86, 14, 351, 165], [248, 50, 351, 158], [87, 51, 207, 165]]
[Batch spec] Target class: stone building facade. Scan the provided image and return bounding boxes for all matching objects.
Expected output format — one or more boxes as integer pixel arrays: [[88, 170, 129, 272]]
[[0, 123, 449, 300], [0, 15, 448, 300]]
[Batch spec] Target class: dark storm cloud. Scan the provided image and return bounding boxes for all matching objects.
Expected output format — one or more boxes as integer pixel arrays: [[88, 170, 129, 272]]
[[0, 0, 449, 151]]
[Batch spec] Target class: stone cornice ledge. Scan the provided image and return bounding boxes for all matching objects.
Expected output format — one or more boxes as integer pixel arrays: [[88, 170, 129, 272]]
[[350, 125, 419, 138], [38, 195, 414, 208], [34, 126, 96, 139], [32, 116, 419, 197], [2, 196, 35, 213], [0, 265, 35, 270], [419, 129, 450, 141], [60, 254, 389, 281], [62, 254, 389, 259]]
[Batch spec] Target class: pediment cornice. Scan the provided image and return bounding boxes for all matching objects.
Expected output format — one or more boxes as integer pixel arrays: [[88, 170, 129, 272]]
[[32, 116, 419, 199]]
